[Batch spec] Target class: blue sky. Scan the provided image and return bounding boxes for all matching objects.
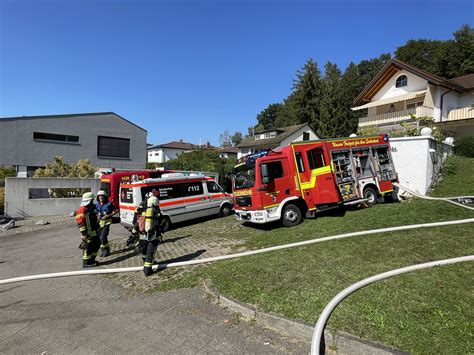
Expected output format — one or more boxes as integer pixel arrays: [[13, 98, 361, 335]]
[[1, 0, 472, 146]]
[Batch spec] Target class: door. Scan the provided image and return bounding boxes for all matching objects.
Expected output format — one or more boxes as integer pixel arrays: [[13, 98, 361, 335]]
[[205, 180, 225, 215], [292, 143, 340, 205], [259, 158, 291, 209], [182, 180, 209, 219]]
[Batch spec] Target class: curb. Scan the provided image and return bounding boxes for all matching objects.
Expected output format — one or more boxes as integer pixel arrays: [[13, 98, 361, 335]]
[[202, 279, 406, 355]]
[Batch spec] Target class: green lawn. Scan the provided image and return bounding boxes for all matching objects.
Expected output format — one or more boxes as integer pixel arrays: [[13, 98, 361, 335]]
[[153, 155, 474, 354]]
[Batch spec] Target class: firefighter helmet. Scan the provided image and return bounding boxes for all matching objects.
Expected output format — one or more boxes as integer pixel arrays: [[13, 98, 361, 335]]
[[147, 196, 159, 207], [81, 192, 95, 206], [97, 190, 108, 197]]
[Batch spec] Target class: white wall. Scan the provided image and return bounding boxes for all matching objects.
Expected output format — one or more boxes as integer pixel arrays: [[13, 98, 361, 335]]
[[147, 148, 164, 163], [390, 136, 452, 195], [148, 148, 190, 163], [280, 127, 319, 147], [373, 70, 428, 101], [458, 92, 474, 108]]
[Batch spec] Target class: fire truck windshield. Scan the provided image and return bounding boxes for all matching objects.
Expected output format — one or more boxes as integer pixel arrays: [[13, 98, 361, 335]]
[[233, 164, 255, 190]]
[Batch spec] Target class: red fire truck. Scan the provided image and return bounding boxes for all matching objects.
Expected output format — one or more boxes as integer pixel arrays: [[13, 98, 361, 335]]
[[231, 134, 398, 226]]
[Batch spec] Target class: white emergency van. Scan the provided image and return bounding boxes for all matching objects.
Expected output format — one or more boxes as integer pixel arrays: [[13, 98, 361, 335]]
[[119, 174, 233, 231]]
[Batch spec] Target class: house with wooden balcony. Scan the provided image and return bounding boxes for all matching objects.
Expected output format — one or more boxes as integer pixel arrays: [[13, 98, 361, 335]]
[[352, 59, 474, 137]]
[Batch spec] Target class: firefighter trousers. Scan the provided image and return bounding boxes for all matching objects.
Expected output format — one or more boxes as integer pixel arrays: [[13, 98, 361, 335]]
[[141, 239, 159, 276], [83, 235, 100, 267], [99, 224, 111, 253]]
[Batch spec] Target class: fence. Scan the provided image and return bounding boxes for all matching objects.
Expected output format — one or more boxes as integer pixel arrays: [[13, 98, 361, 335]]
[[5, 177, 101, 218]]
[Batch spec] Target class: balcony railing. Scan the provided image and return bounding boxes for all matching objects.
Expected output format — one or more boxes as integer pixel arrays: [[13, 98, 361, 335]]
[[446, 107, 474, 121], [359, 106, 434, 127]]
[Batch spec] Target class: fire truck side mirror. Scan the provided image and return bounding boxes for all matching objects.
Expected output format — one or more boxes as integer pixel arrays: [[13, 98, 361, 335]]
[[261, 164, 273, 184]]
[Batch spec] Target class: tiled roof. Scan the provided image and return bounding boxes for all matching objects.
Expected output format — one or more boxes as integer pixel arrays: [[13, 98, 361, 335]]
[[148, 141, 195, 150], [448, 74, 474, 90], [238, 123, 310, 149], [218, 146, 239, 154]]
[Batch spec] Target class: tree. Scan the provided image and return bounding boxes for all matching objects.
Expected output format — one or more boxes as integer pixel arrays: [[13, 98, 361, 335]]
[[165, 149, 236, 192], [255, 103, 283, 130], [34, 156, 96, 197], [230, 131, 243, 146], [291, 58, 323, 130], [450, 24, 474, 77], [338, 62, 363, 136], [219, 130, 232, 148], [395, 24, 474, 78], [319, 62, 344, 137]]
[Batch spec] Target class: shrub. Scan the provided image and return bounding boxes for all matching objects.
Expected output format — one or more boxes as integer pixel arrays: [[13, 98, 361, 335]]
[[454, 136, 474, 157]]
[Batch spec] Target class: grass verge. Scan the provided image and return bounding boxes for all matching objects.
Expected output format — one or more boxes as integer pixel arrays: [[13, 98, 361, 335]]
[[152, 155, 474, 354]]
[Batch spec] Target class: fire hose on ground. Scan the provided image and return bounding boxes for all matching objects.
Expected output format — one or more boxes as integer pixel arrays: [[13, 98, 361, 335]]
[[0, 184, 473, 353]]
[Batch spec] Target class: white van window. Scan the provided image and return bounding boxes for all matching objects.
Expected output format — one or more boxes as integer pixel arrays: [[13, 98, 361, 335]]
[[182, 182, 203, 196], [207, 181, 223, 193]]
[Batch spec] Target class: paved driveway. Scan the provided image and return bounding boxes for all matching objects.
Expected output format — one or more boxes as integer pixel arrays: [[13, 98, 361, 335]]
[[0, 217, 310, 354]]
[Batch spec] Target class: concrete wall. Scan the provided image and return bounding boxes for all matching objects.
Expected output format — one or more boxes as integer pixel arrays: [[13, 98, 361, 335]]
[[5, 177, 101, 217], [0, 113, 147, 171], [390, 136, 452, 195]]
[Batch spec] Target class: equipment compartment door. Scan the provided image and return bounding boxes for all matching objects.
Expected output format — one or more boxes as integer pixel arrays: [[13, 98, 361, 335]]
[[293, 144, 340, 205]]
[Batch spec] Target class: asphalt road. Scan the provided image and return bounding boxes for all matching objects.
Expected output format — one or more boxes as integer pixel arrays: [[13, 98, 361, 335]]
[[0, 224, 310, 354]]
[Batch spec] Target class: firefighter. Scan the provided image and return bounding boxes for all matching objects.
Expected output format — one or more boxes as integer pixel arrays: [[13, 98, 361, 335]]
[[95, 190, 118, 257], [76, 192, 101, 268], [141, 195, 164, 277], [126, 192, 153, 247]]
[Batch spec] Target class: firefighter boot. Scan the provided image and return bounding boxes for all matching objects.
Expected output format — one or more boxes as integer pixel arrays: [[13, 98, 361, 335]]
[[101, 246, 111, 257], [144, 262, 153, 277]]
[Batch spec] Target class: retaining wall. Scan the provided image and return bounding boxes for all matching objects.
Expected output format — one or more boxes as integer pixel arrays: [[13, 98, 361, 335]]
[[390, 136, 453, 195], [5, 177, 101, 217]]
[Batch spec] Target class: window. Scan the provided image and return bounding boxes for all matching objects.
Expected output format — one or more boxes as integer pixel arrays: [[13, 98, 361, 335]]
[[182, 182, 204, 196], [207, 181, 223, 193], [395, 75, 407, 88], [142, 184, 183, 201], [307, 148, 326, 170], [261, 161, 284, 181], [33, 132, 79, 143], [98, 136, 130, 158], [154, 152, 159, 156], [303, 132, 310, 141], [295, 152, 305, 173], [406, 102, 423, 109]]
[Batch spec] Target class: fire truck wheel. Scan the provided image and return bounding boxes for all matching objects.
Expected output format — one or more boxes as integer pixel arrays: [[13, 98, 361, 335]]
[[363, 187, 378, 206], [281, 204, 302, 227], [219, 204, 232, 217]]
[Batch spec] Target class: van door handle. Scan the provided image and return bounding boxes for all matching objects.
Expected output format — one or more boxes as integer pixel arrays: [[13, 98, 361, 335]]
[[325, 177, 333, 180], [201, 197, 206, 201]]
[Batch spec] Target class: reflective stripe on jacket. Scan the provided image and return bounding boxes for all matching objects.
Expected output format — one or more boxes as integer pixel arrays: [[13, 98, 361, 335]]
[[96, 201, 117, 227], [76, 205, 99, 237]]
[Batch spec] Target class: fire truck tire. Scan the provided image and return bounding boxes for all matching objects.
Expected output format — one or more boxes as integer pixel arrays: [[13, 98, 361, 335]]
[[281, 204, 302, 227], [219, 203, 232, 217], [363, 186, 378, 206]]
